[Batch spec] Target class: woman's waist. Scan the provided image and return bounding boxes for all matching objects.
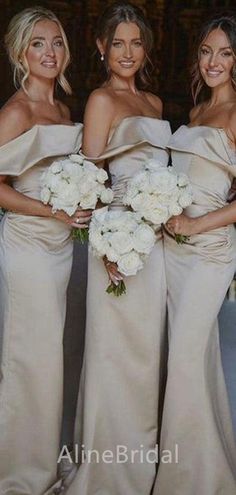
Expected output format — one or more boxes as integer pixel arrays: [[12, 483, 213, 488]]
[[2, 212, 72, 243]]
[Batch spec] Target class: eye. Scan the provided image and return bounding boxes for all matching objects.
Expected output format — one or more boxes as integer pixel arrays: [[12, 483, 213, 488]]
[[112, 41, 122, 48], [133, 40, 142, 47], [54, 40, 64, 47], [32, 41, 44, 48], [200, 47, 210, 55], [221, 51, 233, 57]]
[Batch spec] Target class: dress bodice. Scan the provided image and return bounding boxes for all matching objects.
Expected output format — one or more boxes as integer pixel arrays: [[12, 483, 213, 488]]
[[0, 124, 83, 247], [0, 124, 83, 199], [85, 116, 171, 207], [168, 125, 236, 216]]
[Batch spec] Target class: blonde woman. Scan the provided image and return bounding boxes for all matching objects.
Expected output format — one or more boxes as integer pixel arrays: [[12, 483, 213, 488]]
[[0, 7, 90, 494]]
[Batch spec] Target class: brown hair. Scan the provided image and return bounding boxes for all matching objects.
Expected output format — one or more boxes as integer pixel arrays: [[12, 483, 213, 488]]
[[5, 6, 72, 94], [191, 14, 236, 104], [96, 1, 154, 88]]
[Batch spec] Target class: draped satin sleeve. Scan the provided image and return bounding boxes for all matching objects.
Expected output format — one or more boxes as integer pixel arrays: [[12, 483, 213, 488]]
[[80, 117, 171, 162], [0, 124, 83, 176]]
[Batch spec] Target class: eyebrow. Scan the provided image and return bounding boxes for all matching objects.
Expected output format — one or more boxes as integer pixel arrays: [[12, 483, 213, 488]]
[[201, 43, 231, 50], [113, 37, 142, 41], [30, 35, 63, 40]]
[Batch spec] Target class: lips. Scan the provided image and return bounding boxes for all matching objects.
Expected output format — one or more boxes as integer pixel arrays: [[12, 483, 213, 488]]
[[206, 69, 223, 77], [119, 61, 135, 68], [42, 61, 57, 68]]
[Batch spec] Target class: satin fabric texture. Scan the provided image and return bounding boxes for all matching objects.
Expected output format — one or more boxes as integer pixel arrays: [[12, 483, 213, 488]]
[[0, 124, 82, 495], [63, 117, 172, 495], [153, 125, 236, 495]]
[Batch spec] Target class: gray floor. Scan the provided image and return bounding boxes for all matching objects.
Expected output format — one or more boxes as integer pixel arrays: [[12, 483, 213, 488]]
[[63, 243, 236, 445]]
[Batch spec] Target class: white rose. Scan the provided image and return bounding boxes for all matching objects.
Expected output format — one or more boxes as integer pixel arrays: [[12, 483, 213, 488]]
[[178, 192, 193, 208], [105, 246, 120, 263], [89, 230, 108, 255], [50, 161, 63, 174], [40, 186, 51, 204], [130, 192, 150, 212], [132, 224, 156, 254], [145, 159, 166, 172], [83, 160, 98, 172], [80, 192, 97, 209], [130, 171, 150, 192], [69, 154, 84, 164], [100, 187, 114, 204], [78, 176, 97, 195], [177, 173, 190, 187], [144, 204, 169, 225], [168, 203, 183, 216], [110, 231, 133, 254], [118, 251, 143, 276], [96, 168, 108, 184], [62, 161, 83, 179], [151, 170, 177, 194]]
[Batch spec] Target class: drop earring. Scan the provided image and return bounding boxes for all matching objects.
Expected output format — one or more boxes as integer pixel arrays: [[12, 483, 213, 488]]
[[100, 53, 104, 61]]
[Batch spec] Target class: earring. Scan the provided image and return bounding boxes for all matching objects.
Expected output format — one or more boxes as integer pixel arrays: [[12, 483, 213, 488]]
[[100, 53, 104, 61]]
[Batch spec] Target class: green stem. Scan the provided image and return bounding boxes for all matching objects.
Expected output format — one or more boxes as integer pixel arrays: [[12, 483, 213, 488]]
[[106, 280, 126, 296], [71, 227, 89, 244], [174, 233, 190, 245]]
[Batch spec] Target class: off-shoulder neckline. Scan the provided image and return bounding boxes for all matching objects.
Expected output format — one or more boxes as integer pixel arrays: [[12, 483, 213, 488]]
[[0, 123, 79, 150], [180, 124, 235, 151], [110, 115, 169, 132]]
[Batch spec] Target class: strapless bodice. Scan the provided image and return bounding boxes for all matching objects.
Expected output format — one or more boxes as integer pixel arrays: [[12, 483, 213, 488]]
[[168, 125, 236, 215], [0, 124, 83, 248], [84, 116, 171, 207]]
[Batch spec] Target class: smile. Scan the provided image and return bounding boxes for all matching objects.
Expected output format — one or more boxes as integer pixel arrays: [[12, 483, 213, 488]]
[[119, 61, 135, 68], [42, 61, 57, 68], [206, 69, 223, 77]]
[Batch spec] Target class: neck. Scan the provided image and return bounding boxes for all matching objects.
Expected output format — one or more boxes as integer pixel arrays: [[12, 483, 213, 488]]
[[208, 81, 236, 106], [24, 76, 56, 104], [108, 74, 138, 94]]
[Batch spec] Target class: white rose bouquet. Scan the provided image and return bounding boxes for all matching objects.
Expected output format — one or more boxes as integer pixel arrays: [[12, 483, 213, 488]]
[[40, 154, 114, 243], [89, 207, 156, 296], [123, 159, 193, 244]]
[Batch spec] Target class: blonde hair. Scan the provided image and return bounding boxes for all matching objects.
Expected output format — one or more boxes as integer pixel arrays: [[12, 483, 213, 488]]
[[4, 6, 72, 94]]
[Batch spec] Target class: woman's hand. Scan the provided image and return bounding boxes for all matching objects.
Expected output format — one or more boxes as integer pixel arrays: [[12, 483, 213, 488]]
[[103, 258, 123, 286], [166, 213, 197, 236], [55, 208, 92, 228]]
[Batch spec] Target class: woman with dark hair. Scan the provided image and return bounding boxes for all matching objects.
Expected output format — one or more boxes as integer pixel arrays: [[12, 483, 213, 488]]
[[0, 7, 90, 494], [153, 15, 236, 495], [64, 2, 171, 494]]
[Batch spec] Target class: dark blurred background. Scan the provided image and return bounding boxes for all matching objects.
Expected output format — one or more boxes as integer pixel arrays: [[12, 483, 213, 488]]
[[1, 0, 236, 128]]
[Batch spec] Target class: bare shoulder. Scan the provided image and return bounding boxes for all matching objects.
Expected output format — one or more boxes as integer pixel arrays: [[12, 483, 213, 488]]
[[83, 88, 116, 156], [84, 88, 115, 127], [145, 92, 163, 116], [0, 99, 31, 146], [85, 88, 115, 113]]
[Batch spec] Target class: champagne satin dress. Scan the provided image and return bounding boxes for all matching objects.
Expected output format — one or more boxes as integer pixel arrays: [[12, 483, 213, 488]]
[[65, 117, 171, 495], [153, 125, 236, 495], [0, 124, 82, 495]]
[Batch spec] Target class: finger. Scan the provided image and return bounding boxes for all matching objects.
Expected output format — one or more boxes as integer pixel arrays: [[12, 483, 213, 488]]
[[71, 222, 89, 228], [76, 209, 93, 216]]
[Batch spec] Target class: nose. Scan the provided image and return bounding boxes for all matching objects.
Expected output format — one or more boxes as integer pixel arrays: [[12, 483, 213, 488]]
[[123, 43, 133, 58], [45, 43, 56, 57], [208, 52, 219, 67]]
